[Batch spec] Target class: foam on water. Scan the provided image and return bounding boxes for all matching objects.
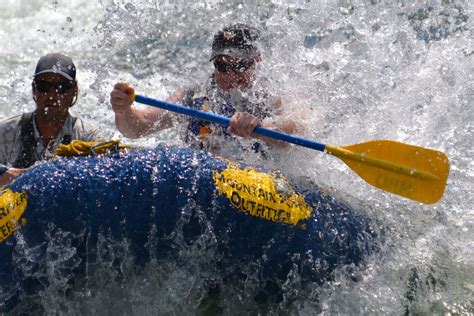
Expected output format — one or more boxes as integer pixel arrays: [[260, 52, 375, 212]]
[[0, 0, 472, 314]]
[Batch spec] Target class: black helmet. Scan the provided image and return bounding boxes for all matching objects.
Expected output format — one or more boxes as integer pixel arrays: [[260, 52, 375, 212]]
[[210, 24, 260, 60]]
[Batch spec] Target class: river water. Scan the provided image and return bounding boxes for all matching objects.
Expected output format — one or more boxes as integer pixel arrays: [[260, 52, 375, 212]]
[[0, 0, 472, 314]]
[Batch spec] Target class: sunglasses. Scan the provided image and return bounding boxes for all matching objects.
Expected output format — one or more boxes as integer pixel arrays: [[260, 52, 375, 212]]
[[213, 59, 255, 73], [34, 80, 74, 94]]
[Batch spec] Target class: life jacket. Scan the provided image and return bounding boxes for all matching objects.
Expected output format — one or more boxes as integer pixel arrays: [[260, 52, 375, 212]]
[[13, 112, 77, 168], [183, 95, 266, 155], [183, 97, 210, 146]]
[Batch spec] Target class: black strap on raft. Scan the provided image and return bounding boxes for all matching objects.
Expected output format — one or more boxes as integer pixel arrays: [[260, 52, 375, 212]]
[[13, 112, 76, 168]]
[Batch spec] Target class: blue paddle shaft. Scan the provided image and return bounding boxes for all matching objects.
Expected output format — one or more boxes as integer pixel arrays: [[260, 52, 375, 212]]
[[134, 94, 327, 152]]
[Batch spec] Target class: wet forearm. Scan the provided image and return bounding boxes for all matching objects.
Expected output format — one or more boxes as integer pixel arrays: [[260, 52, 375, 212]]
[[0, 167, 25, 187]]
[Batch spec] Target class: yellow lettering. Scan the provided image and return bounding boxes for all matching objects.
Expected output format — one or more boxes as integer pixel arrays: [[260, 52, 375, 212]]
[[268, 192, 277, 203], [213, 166, 313, 226], [0, 189, 28, 243], [230, 191, 241, 209]]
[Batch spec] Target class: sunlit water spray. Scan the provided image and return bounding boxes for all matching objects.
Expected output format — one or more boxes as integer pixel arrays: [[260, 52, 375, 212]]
[[0, 0, 472, 314]]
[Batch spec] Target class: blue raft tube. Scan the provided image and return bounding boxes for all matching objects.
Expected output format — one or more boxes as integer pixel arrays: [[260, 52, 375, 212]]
[[0, 146, 380, 312]]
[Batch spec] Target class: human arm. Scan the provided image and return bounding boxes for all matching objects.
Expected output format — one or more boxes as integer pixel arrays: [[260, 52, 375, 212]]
[[227, 112, 297, 147], [110, 83, 174, 138], [227, 98, 299, 148], [0, 164, 25, 187], [0, 119, 26, 186]]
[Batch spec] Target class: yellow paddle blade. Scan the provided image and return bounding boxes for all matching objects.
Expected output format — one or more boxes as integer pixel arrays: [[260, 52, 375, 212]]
[[325, 140, 449, 204]]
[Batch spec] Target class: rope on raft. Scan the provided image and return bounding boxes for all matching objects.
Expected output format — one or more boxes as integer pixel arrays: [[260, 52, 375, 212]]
[[54, 140, 134, 157]]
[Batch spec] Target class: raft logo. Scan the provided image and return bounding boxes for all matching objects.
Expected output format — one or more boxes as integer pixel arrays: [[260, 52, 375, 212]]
[[0, 189, 28, 243], [212, 165, 313, 225]]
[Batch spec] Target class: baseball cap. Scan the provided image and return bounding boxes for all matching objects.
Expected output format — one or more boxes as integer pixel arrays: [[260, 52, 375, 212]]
[[210, 24, 260, 61], [34, 53, 76, 81]]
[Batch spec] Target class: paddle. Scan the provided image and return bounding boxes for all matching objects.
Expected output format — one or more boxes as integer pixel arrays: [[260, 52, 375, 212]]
[[132, 93, 449, 204]]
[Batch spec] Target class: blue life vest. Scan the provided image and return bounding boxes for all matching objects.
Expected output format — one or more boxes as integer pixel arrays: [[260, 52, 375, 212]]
[[183, 96, 265, 154]]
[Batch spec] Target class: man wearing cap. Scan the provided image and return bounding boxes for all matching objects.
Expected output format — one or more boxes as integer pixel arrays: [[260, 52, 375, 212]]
[[0, 53, 101, 186], [110, 24, 297, 157]]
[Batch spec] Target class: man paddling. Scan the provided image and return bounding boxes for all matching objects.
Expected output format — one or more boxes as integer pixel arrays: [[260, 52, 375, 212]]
[[110, 24, 298, 158], [0, 53, 102, 186]]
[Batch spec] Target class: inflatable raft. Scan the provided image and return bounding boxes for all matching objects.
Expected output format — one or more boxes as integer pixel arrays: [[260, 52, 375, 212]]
[[0, 146, 377, 311]]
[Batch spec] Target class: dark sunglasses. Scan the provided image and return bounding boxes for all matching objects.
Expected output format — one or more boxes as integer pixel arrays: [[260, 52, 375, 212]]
[[213, 59, 255, 73], [34, 80, 74, 94]]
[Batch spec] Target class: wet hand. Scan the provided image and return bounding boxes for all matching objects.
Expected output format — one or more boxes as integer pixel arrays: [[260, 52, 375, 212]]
[[0, 168, 25, 187], [110, 82, 135, 115], [227, 112, 262, 138]]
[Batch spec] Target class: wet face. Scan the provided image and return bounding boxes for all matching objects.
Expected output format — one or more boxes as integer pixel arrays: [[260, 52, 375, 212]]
[[213, 55, 258, 91], [32, 73, 77, 122]]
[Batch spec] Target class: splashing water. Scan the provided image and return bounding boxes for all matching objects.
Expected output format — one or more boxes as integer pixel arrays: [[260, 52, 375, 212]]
[[0, 0, 472, 314]]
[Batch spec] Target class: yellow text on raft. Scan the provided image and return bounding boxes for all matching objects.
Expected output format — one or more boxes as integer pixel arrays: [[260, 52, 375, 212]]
[[213, 165, 312, 226], [0, 189, 28, 243]]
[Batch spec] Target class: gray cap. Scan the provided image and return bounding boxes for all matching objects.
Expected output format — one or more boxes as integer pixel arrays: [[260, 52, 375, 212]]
[[34, 53, 76, 81]]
